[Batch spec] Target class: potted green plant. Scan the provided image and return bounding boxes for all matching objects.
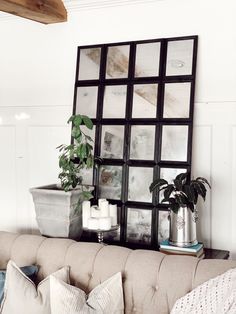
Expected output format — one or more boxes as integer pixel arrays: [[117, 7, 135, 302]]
[[30, 114, 95, 239], [150, 172, 211, 247]]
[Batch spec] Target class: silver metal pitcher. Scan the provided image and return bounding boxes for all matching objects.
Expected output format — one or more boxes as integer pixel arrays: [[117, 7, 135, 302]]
[[169, 205, 198, 247]]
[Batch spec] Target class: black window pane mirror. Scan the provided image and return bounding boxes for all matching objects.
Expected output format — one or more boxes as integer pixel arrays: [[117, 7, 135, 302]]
[[73, 35, 198, 249]]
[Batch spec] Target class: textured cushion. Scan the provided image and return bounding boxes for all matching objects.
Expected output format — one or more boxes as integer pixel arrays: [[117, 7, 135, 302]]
[[0, 265, 38, 304], [0, 261, 69, 314], [50, 272, 124, 314], [171, 268, 236, 313]]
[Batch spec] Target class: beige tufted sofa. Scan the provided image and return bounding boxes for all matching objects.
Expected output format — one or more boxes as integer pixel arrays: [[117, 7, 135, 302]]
[[0, 231, 236, 314]]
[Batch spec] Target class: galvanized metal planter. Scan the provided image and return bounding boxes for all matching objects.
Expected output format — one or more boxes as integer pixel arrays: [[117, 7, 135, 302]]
[[30, 184, 93, 239], [169, 205, 198, 247]]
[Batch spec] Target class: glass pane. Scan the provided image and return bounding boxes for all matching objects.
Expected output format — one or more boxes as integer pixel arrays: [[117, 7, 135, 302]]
[[166, 39, 194, 76], [161, 125, 189, 161], [99, 165, 122, 200], [101, 125, 124, 159], [130, 125, 155, 160], [76, 86, 98, 118], [135, 42, 160, 77], [128, 167, 153, 202], [78, 48, 101, 80], [159, 168, 186, 202], [126, 208, 152, 244], [158, 211, 169, 243], [103, 207, 121, 242], [106, 45, 130, 79], [103, 85, 127, 118], [163, 83, 191, 118], [132, 84, 158, 118]]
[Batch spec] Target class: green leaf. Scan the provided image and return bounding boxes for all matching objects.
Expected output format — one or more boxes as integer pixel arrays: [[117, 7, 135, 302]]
[[183, 185, 195, 203], [175, 172, 188, 182], [82, 191, 93, 200], [163, 184, 175, 200], [82, 115, 93, 130], [191, 181, 207, 201], [73, 115, 82, 127], [67, 115, 75, 124], [149, 179, 168, 192], [195, 177, 211, 189]]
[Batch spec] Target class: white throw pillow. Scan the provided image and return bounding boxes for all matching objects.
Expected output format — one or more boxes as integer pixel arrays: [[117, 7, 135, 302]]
[[50, 272, 124, 314], [0, 260, 69, 314], [171, 268, 236, 314]]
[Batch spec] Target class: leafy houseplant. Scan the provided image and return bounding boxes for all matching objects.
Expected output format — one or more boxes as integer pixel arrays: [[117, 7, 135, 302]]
[[30, 114, 96, 239], [149, 172, 211, 247], [57, 114, 95, 201], [149, 172, 211, 213]]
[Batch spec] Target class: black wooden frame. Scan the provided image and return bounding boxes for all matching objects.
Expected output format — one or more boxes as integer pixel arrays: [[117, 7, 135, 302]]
[[73, 35, 198, 250]]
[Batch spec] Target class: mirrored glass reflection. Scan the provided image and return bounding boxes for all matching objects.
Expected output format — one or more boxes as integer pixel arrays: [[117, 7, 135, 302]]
[[106, 45, 130, 79], [128, 167, 153, 202], [76, 86, 98, 118], [135, 42, 160, 77], [166, 39, 194, 76], [103, 85, 127, 118], [130, 125, 155, 160], [126, 208, 152, 244], [101, 125, 124, 159], [163, 83, 191, 118], [132, 84, 158, 118], [78, 48, 101, 80], [161, 125, 188, 161], [99, 165, 122, 200]]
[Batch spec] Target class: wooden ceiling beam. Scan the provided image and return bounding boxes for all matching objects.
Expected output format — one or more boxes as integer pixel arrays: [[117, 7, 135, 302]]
[[0, 0, 67, 24]]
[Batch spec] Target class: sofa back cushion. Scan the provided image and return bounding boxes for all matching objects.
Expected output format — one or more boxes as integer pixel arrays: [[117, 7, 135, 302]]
[[0, 232, 236, 314]]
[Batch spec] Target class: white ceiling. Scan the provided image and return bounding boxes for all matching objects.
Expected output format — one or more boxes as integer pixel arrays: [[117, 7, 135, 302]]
[[63, 0, 162, 11], [0, 0, 162, 21]]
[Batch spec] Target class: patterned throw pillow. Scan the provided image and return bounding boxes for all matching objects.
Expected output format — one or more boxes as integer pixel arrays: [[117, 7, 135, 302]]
[[171, 268, 236, 314], [50, 272, 124, 314], [0, 265, 38, 304], [0, 260, 70, 314]]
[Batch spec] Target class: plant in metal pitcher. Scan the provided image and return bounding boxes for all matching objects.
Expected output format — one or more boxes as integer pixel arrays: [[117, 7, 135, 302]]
[[149, 172, 211, 214]]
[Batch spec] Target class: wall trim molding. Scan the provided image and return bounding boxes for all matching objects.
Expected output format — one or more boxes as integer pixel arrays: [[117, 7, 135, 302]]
[[0, 0, 162, 21]]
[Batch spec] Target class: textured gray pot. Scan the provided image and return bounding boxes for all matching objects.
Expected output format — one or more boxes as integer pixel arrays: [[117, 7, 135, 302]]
[[30, 184, 93, 239], [169, 205, 198, 247]]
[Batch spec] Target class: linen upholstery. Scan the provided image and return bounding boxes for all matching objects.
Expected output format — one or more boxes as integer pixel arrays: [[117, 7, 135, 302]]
[[0, 231, 235, 314]]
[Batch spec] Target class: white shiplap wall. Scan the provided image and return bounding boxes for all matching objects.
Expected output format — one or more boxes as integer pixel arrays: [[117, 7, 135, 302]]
[[0, 0, 236, 258]]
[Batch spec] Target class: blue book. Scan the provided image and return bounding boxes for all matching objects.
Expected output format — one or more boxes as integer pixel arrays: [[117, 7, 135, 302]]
[[160, 239, 203, 253]]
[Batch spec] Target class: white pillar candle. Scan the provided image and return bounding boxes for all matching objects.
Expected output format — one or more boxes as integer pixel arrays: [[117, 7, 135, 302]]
[[88, 217, 100, 230], [82, 201, 91, 228], [98, 198, 107, 208], [99, 217, 112, 230], [109, 204, 118, 226], [91, 205, 101, 218], [100, 201, 109, 217]]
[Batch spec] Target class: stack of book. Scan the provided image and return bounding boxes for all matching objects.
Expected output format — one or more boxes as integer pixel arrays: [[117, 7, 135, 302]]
[[159, 240, 205, 259]]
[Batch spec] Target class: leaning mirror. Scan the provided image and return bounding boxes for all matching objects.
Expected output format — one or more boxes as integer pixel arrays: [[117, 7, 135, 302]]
[[73, 35, 197, 249]]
